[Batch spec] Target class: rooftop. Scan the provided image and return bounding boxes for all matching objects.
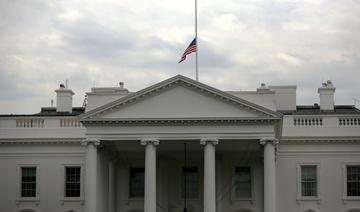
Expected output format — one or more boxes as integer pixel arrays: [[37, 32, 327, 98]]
[[280, 105, 360, 115], [0, 107, 85, 117]]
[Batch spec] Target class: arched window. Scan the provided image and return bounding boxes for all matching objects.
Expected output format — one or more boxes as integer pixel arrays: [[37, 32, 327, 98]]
[[16, 209, 38, 212], [302, 209, 318, 212], [236, 209, 254, 212], [346, 209, 360, 212]]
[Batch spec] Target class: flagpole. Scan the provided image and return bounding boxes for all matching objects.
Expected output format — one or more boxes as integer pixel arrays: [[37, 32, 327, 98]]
[[195, 0, 199, 81]]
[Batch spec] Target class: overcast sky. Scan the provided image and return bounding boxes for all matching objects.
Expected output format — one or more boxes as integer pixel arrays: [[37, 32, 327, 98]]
[[0, 0, 359, 114]]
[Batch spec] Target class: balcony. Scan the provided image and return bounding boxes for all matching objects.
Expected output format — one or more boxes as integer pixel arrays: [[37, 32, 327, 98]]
[[0, 117, 86, 139], [282, 115, 360, 137]]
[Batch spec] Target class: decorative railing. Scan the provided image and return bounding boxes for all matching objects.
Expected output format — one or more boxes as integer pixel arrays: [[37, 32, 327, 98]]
[[60, 118, 82, 128], [339, 118, 360, 126], [293, 117, 323, 126], [16, 119, 45, 128], [15, 118, 83, 128], [293, 117, 360, 127]]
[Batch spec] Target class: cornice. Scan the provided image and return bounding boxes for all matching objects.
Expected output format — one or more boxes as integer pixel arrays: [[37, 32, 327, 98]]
[[0, 137, 84, 145], [280, 136, 360, 143], [81, 117, 280, 125], [285, 114, 360, 118]]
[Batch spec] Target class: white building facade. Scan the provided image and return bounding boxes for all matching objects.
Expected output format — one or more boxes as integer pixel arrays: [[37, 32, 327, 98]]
[[0, 75, 359, 212]]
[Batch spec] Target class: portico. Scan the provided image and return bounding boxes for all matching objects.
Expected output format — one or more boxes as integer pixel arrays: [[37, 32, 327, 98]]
[[80, 75, 281, 212]]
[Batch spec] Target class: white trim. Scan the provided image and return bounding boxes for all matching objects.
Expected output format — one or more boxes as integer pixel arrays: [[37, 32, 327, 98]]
[[296, 163, 321, 204], [280, 137, 360, 143], [288, 114, 360, 118], [0, 138, 85, 145], [16, 164, 40, 205], [60, 164, 85, 205], [82, 117, 279, 124], [342, 162, 360, 202], [80, 75, 281, 120]]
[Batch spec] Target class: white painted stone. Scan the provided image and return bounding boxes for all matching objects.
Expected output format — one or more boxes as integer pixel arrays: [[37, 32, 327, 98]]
[[141, 139, 159, 212], [0, 75, 359, 212], [55, 86, 74, 113], [260, 138, 277, 212], [82, 139, 100, 212], [201, 139, 218, 212]]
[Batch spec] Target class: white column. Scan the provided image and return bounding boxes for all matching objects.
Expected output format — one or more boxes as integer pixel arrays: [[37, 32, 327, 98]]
[[141, 139, 160, 212], [260, 138, 278, 212], [108, 159, 116, 212], [200, 139, 219, 212], [81, 139, 101, 212]]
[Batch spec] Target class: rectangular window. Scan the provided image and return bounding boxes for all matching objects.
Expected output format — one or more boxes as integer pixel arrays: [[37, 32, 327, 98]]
[[65, 167, 81, 197], [182, 167, 199, 199], [21, 167, 37, 197], [347, 165, 360, 196], [234, 167, 252, 198], [129, 167, 144, 198], [301, 165, 317, 197]]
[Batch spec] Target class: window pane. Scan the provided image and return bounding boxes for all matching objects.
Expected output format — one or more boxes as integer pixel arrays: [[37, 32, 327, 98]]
[[234, 167, 251, 198], [21, 167, 36, 197], [65, 167, 81, 197], [130, 167, 144, 198], [301, 165, 317, 197], [347, 166, 360, 196], [182, 167, 199, 199]]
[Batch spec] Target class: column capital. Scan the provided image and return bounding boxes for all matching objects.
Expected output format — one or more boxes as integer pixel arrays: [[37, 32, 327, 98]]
[[259, 138, 279, 146], [140, 139, 160, 146], [200, 138, 219, 146], [81, 138, 101, 147]]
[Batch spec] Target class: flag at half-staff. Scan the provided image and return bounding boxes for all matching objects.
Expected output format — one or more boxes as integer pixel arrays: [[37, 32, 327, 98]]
[[178, 38, 197, 63]]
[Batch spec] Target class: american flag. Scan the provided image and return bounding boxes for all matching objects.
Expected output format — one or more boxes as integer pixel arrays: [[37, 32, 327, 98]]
[[178, 38, 197, 63]]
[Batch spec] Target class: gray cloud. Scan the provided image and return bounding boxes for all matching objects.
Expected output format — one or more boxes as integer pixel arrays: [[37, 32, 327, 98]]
[[56, 19, 136, 60], [0, 0, 360, 114]]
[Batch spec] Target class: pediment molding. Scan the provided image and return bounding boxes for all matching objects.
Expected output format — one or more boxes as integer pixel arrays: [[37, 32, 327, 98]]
[[80, 75, 281, 122], [82, 117, 279, 125], [0, 138, 84, 145], [280, 136, 360, 143]]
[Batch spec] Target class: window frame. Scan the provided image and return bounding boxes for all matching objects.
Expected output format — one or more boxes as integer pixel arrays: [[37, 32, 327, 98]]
[[60, 164, 84, 203], [231, 166, 255, 201], [16, 164, 40, 204], [343, 162, 360, 201], [181, 166, 200, 200], [128, 166, 145, 200], [296, 163, 321, 202]]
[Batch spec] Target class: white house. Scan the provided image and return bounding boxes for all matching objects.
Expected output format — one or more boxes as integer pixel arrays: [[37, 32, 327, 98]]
[[0, 75, 359, 212]]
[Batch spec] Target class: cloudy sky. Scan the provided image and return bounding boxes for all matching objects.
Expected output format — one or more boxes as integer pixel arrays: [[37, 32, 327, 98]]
[[0, 0, 359, 114]]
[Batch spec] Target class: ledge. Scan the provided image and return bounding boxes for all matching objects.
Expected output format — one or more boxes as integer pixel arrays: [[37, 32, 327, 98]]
[[15, 198, 40, 206], [296, 197, 321, 205], [81, 117, 280, 125], [60, 198, 84, 205], [230, 198, 256, 205]]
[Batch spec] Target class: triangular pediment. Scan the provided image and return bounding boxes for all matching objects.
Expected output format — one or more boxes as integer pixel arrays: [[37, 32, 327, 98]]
[[80, 75, 281, 121]]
